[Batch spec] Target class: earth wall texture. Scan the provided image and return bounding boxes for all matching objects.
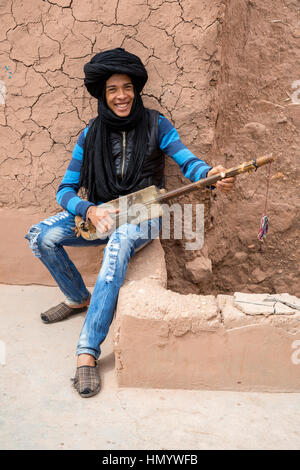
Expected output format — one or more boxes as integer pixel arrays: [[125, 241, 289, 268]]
[[0, 0, 299, 295]]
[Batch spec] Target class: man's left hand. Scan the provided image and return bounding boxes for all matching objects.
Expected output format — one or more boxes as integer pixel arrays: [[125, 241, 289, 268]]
[[207, 165, 235, 192]]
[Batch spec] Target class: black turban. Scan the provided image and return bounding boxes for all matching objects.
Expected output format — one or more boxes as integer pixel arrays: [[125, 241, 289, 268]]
[[83, 47, 148, 99], [79, 48, 151, 204]]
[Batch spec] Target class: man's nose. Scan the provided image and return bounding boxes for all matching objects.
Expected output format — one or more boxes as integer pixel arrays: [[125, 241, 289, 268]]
[[116, 88, 126, 99]]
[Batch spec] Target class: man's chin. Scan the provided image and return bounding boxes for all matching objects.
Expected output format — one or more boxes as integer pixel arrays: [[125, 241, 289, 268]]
[[115, 112, 131, 118], [114, 108, 132, 118]]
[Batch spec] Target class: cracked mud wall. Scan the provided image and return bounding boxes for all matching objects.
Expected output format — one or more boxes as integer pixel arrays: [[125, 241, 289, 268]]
[[0, 0, 299, 295], [208, 0, 300, 297], [0, 0, 221, 212], [0, 0, 223, 284], [163, 0, 300, 297]]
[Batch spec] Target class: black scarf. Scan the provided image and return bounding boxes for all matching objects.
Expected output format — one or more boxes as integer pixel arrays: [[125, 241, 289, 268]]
[[79, 48, 149, 203]]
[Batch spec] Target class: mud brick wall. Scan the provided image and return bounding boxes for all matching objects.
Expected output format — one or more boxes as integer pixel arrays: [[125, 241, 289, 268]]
[[0, 0, 299, 296], [0, 0, 220, 212], [161, 0, 300, 297]]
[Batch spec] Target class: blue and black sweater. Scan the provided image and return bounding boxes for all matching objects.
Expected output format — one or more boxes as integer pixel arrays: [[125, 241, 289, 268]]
[[56, 114, 212, 219]]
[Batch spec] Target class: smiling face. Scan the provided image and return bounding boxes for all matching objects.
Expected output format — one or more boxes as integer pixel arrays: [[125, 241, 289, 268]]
[[105, 74, 135, 117]]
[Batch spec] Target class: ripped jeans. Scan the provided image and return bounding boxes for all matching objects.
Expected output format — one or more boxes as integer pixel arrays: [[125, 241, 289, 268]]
[[25, 211, 161, 360]]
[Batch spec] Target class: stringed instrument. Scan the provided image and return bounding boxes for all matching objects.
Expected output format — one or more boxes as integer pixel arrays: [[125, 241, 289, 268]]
[[73, 154, 274, 240]]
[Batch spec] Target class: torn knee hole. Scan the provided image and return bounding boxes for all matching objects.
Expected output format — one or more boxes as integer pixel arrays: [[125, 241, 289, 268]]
[[105, 241, 120, 282], [25, 225, 42, 258]]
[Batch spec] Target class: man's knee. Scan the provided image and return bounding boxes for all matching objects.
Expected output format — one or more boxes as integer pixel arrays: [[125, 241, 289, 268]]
[[25, 222, 63, 257], [25, 223, 43, 258], [25, 211, 73, 257], [106, 224, 135, 255]]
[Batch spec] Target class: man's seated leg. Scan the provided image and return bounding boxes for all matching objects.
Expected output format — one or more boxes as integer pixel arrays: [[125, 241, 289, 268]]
[[74, 218, 161, 396], [25, 211, 107, 323]]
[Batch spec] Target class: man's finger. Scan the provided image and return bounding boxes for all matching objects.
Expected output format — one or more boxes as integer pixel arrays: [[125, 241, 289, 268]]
[[216, 180, 234, 191], [214, 165, 226, 172], [217, 182, 234, 188], [96, 222, 106, 232], [218, 177, 235, 185], [217, 178, 233, 184], [96, 219, 112, 232], [103, 214, 115, 225]]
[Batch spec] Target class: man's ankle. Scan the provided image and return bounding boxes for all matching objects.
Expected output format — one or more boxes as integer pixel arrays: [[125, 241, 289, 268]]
[[65, 298, 90, 309], [77, 354, 96, 367]]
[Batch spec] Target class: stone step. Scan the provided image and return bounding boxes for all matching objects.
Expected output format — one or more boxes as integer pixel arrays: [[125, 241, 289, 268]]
[[114, 239, 300, 392]]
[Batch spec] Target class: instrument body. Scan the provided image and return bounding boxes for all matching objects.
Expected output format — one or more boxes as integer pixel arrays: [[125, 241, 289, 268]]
[[74, 185, 166, 240]]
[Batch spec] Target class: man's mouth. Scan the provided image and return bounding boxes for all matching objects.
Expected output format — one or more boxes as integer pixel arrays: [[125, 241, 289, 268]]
[[114, 102, 130, 112]]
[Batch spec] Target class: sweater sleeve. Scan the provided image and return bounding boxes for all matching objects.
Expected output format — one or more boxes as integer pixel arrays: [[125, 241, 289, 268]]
[[158, 114, 212, 181], [56, 127, 95, 219]]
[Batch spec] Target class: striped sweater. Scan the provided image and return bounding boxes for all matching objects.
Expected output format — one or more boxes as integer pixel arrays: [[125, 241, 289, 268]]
[[56, 114, 212, 219]]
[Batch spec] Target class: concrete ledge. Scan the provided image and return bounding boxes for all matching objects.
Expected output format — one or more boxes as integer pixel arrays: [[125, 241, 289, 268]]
[[114, 240, 300, 392]]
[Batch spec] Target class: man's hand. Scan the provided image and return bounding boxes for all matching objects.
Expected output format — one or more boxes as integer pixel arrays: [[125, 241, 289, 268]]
[[207, 165, 235, 192], [86, 205, 119, 234]]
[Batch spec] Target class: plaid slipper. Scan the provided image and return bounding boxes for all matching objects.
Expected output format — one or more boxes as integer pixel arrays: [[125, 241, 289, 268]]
[[40, 302, 88, 324], [72, 363, 101, 398]]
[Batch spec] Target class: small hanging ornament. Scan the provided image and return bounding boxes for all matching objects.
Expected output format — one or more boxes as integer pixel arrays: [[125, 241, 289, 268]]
[[257, 161, 271, 242], [258, 214, 268, 241]]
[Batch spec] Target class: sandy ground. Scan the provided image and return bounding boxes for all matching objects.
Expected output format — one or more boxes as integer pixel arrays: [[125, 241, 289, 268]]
[[1, 284, 300, 451]]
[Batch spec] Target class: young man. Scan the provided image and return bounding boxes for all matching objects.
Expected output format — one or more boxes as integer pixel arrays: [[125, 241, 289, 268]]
[[26, 48, 235, 398]]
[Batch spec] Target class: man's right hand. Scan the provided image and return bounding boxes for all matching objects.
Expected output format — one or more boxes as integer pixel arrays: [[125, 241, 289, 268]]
[[86, 205, 119, 234]]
